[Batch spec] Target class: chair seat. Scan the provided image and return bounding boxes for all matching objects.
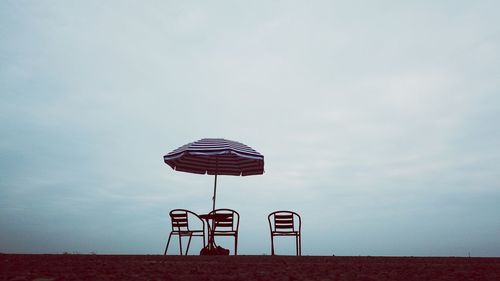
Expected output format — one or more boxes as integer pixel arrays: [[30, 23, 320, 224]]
[[171, 230, 195, 236], [212, 230, 237, 236], [187, 229, 205, 235], [271, 231, 300, 236]]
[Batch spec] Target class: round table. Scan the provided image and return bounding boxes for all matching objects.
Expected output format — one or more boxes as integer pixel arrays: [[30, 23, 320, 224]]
[[199, 213, 232, 255]]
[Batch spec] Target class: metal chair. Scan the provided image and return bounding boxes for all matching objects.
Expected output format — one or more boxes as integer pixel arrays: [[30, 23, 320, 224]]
[[268, 210, 301, 256], [164, 209, 205, 255], [208, 208, 240, 255]]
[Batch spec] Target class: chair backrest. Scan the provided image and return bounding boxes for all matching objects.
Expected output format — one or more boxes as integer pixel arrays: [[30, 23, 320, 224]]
[[209, 208, 240, 232], [169, 209, 203, 232], [268, 210, 301, 233]]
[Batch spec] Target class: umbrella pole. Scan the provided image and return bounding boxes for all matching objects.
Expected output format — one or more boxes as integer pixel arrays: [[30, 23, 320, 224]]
[[212, 174, 217, 211], [212, 157, 219, 211]]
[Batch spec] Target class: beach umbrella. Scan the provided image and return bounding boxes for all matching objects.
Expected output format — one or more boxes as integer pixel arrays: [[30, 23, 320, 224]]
[[164, 138, 264, 210]]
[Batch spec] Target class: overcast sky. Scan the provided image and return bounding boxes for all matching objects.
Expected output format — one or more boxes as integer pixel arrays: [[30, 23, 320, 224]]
[[1, 1, 499, 256]]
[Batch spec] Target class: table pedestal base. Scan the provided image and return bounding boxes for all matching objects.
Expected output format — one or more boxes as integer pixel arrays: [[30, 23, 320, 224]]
[[200, 244, 230, 255]]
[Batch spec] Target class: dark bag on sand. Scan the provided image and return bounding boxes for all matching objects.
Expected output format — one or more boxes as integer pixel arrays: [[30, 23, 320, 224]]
[[200, 245, 230, 256]]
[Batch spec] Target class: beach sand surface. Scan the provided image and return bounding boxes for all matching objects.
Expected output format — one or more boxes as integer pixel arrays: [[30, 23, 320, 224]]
[[2, 254, 500, 281]]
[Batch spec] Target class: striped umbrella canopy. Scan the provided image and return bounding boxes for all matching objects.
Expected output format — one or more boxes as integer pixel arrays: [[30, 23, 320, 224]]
[[164, 138, 264, 210]]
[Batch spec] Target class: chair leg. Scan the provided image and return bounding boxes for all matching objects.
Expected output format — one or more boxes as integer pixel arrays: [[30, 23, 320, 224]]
[[270, 235, 275, 256], [299, 234, 302, 256], [186, 234, 193, 255], [234, 235, 238, 256], [178, 234, 183, 255], [295, 235, 299, 256], [164, 232, 173, 255]]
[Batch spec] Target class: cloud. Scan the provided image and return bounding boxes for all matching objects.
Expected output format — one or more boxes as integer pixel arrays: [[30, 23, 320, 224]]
[[1, 0, 500, 256]]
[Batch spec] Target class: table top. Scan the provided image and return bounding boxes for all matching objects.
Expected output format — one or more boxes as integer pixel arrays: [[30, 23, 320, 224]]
[[199, 213, 232, 221]]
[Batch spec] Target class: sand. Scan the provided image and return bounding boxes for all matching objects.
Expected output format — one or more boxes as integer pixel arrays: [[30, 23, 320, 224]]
[[2, 254, 500, 281]]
